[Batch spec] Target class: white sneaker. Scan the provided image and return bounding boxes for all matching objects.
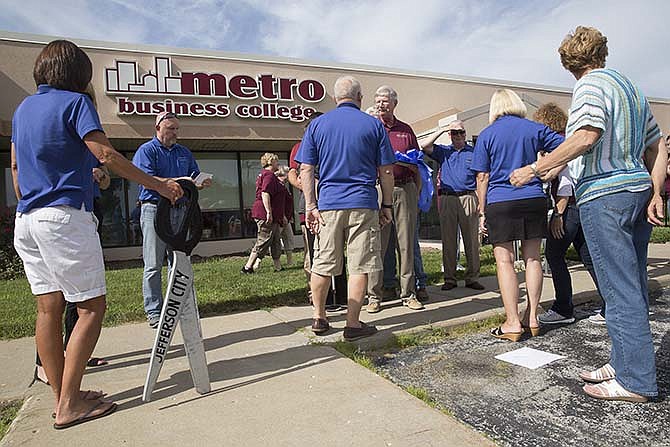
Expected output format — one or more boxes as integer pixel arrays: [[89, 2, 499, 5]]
[[588, 313, 606, 325], [252, 258, 262, 271], [456, 264, 466, 271]]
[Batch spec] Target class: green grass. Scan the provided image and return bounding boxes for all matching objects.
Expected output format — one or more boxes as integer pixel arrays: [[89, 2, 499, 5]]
[[0, 254, 310, 340], [333, 341, 376, 370], [0, 247, 500, 341], [1, 228, 668, 340], [650, 226, 670, 243], [420, 246, 496, 285], [0, 400, 22, 441]]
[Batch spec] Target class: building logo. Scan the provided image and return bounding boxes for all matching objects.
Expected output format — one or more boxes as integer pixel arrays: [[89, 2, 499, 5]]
[[105, 56, 325, 122]]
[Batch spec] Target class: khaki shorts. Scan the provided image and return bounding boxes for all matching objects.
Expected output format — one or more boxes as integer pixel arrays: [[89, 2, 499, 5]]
[[311, 209, 382, 276], [14, 205, 106, 302]]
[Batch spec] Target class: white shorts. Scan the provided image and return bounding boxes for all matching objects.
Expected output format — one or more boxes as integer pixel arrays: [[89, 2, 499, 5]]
[[14, 205, 106, 302]]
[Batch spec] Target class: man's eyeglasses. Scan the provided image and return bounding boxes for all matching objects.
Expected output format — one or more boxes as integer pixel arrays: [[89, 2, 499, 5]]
[[449, 129, 466, 135]]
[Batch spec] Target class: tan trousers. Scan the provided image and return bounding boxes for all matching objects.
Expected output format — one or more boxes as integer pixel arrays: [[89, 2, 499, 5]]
[[368, 182, 418, 301], [439, 193, 480, 285]]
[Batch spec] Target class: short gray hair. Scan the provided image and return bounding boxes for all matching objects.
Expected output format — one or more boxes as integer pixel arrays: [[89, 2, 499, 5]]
[[374, 85, 398, 103], [333, 76, 361, 102]]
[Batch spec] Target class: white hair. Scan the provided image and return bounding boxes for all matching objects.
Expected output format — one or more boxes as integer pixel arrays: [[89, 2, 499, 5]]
[[333, 76, 361, 102], [374, 85, 398, 103]]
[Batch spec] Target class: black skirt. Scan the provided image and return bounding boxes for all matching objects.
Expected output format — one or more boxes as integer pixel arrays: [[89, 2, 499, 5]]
[[485, 197, 548, 244]]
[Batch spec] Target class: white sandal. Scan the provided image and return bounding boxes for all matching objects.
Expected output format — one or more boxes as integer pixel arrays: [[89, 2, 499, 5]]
[[583, 379, 648, 403], [578, 363, 616, 383]]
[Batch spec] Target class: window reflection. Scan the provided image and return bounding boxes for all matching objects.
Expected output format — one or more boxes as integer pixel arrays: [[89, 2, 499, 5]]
[[97, 177, 129, 246], [195, 153, 242, 241]]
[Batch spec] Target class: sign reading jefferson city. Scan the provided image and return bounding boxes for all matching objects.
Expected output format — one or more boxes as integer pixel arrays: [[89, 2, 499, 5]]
[[105, 57, 326, 122]]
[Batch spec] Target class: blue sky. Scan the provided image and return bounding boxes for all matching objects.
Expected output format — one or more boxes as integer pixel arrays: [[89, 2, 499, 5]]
[[1, 0, 668, 98]]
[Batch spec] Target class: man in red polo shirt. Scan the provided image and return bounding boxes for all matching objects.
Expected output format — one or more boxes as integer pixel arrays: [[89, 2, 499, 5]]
[[366, 85, 424, 312]]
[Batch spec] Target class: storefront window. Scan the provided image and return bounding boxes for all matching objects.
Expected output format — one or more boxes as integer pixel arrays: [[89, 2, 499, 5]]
[[0, 148, 294, 248], [239, 152, 288, 238], [194, 153, 242, 240], [98, 177, 130, 246]]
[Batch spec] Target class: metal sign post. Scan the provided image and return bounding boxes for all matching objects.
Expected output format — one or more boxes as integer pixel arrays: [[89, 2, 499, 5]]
[[143, 180, 211, 402]]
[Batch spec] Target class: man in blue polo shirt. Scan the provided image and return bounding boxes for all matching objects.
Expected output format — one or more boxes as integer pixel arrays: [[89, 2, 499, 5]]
[[296, 75, 396, 341], [133, 112, 211, 328], [422, 120, 484, 291]]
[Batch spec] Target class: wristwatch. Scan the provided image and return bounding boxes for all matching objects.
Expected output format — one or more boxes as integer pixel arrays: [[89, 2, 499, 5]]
[[529, 162, 540, 177], [381, 203, 393, 209], [553, 208, 563, 218]]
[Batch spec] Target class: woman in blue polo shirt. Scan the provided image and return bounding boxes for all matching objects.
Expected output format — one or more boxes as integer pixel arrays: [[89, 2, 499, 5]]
[[471, 89, 563, 341], [11, 40, 182, 429]]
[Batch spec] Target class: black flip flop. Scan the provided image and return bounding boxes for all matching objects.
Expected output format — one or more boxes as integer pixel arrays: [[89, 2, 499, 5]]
[[52, 391, 106, 419], [53, 402, 117, 430], [86, 357, 108, 367]]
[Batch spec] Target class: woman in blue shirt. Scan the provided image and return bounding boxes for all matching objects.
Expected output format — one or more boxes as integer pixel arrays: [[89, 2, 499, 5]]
[[471, 89, 563, 341], [11, 40, 182, 429]]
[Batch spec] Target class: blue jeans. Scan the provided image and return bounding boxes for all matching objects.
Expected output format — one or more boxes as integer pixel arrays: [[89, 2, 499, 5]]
[[579, 189, 657, 396], [546, 204, 600, 317], [140, 203, 186, 319]]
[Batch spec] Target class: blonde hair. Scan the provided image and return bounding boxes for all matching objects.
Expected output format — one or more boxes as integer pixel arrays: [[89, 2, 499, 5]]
[[533, 103, 568, 134], [488, 89, 527, 123], [260, 152, 278, 168], [558, 26, 608, 75]]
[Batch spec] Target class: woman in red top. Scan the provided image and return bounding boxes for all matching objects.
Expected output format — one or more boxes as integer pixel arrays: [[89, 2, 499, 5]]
[[242, 153, 284, 273]]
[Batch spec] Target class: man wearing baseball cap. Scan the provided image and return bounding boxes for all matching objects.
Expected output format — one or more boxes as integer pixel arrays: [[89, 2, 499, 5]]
[[422, 120, 484, 291], [132, 112, 211, 328]]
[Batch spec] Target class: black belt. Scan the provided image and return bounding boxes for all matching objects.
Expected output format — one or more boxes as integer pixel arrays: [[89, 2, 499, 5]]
[[439, 190, 474, 196]]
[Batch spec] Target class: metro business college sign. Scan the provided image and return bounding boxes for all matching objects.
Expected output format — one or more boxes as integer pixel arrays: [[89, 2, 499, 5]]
[[105, 57, 326, 122]]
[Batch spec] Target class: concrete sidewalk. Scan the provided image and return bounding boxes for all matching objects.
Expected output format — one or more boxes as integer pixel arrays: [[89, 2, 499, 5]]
[[2, 244, 669, 446]]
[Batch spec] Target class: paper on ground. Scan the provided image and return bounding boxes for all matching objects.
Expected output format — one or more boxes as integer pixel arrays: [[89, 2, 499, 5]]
[[495, 347, 566, 370]]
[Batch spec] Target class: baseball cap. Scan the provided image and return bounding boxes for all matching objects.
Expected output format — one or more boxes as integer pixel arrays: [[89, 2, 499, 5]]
[[446, 120, 465, 132]]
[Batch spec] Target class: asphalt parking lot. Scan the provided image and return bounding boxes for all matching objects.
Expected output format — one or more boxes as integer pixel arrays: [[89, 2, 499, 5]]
[[379, 292, 670, 447]]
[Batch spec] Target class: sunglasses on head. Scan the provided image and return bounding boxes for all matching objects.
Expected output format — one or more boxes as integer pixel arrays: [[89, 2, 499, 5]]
[[449, 129, 465, 135], [157, 112, 178, 126]]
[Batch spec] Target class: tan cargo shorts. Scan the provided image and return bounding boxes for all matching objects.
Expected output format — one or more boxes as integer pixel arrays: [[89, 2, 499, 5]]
[[311, 209, 382, 276]]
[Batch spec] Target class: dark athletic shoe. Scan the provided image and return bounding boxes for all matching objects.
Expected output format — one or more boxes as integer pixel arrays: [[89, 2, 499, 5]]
[[416, 287, 430, 303], [148, 315, 160, 329], [465, 281, 485, 291], [538, 309, 575, 325], [441, 282, 457, 291], [241, 266, 254, 274], [343, 322, 378, 341]]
